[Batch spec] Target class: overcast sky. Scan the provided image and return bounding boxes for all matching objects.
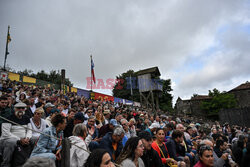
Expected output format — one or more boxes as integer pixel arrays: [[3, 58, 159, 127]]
[[0, 0, 250, 104]]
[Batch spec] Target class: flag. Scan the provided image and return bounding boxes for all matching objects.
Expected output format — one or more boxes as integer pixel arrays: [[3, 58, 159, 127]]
[[91, 56, 96, 83], [7, 28, 11, 44]]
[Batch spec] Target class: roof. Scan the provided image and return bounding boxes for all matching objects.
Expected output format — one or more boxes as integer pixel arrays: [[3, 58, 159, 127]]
[[229, 81, 250, 92], [191, 95, 212, 100], [136, 67, 161, 76]]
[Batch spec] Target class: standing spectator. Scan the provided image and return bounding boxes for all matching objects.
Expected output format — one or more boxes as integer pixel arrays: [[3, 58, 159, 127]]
[[116, 137, 145, 167], [0, 102, 32, 167]]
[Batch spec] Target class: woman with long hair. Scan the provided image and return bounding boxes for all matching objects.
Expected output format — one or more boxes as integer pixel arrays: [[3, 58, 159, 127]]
[[152, 128, 177, 167], [116, 137, 145, 167]]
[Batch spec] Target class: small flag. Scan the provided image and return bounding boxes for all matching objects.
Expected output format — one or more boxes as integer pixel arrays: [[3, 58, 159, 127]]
[[91, 56, 96, 83], [7, 25, 11, 43]]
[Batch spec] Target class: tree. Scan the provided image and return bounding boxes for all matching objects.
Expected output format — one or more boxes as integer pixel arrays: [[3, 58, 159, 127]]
[[112, 70, 173, 111], [201, 88, 237, 116]]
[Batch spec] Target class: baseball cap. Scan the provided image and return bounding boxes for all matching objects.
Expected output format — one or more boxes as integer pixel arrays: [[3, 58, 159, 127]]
[[45, 102, 55, 108], [110, 119, 118, 126], [14, 102, 27, 108], [149, 123, 160, 129], [50, 108, 60, 114]]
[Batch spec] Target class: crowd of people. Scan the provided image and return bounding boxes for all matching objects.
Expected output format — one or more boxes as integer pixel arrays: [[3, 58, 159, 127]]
[[0, 79, 249, 167]]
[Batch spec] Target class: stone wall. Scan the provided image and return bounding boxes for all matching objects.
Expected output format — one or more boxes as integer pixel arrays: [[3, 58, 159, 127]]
[[219, 107, 250, 127]]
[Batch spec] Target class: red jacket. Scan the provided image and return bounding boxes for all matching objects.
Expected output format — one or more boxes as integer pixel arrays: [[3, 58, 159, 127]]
[[194, 161, 210, 167], [151, 141, 169, 164]]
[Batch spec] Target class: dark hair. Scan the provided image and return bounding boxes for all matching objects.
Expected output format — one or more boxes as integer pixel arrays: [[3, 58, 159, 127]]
[[172, 130, 184, 139], [138, 131, 152, 141], [0, 96, 8, 101], [116, 137, 141, 164], [216, 139, 224, 148], [84, 149, 108, 167], [51, 114, 66, 127], [155, 128, 164, 134]]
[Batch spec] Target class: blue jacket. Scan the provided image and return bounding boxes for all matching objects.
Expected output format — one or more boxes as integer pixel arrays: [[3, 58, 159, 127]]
[[31, 126, 63, 155], [99, 132, 123, 162]]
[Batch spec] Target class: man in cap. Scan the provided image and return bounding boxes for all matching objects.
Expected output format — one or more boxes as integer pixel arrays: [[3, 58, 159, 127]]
[[99, 119, 118, 138], [138, 131, 163, 167], [44, 102, 55, 117], [145, 122, 160, 137], [0, 102, 32, 167]]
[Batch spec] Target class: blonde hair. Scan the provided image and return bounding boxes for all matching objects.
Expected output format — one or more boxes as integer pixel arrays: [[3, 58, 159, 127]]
[[35, 107, 44, 114]]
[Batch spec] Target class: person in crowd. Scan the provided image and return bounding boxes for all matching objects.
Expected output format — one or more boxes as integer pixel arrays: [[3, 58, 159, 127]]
[[30, 113, 66, 161], [0, 102, 32, 167], [35, 96, 45, 108], [87, 116, 99, 140], [30, 107, 47, 140], [84, 108, 93, 124], [64, 112, 85, 137], [61, 102, 69, 116], [22, 156, 56, 167], [84, 148, 115, 167], [44, 102, 55, 117], [213, 139, 227, 159], [95, 111, 105, 128], [194, 145, 214, 167], [23, 99, 33, 118], [99, 119, 118, 138], [68, 123, 94, 167], [103, 109, 111, 125], [138, 131, 163, 167], [145, 122, 160, 137], [29, 97, 36, 115], [121, 118, 136, 139], [116, 137, 145, 167], [0, 96, 12, 136], [45, 108, 60, 127], [166, 130, 189, 165], [151, 128, 178, 166], [99, 126, 125, 162]]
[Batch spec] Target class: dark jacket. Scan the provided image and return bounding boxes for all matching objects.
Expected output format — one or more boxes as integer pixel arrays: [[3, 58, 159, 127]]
[[141, 147, 163, 167], [166, 138, 183, 161], [99, 124, 112, 138], [99, 132, 123, 162]]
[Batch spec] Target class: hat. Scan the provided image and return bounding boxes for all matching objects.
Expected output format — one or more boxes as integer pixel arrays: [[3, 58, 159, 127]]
[[14, 102, 27, 108], [74, 112, 86, 121], [103, 110, 111, 115], [138, 131, 152, 141], [140, 114, 144, 117], [110, 119, 118, 126], [45, 102, 55, 108], [50, 108, 60, 114], [195, 123, 201, 127], [149, 123, 160, 129]]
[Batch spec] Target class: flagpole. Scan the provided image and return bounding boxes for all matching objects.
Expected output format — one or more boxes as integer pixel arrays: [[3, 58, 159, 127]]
[[90, 55, 92, 92], [4, 25, 10, 71]]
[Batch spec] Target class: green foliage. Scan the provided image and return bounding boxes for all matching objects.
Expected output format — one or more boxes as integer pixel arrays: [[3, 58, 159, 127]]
[[201, 88, 237, 115], [112, 70, 173, 111], [16, 69, 73, 86]]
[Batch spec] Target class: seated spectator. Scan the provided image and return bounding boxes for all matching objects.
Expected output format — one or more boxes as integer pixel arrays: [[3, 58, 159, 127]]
[[99, 126, 125, 162], [0, 102, 32, 167], [99, 119, 118, 138], [30, 107, 47, 140], [68, 123, 94, 167], [116, 137, 145, 167], [84, 148, 115, 167], [64, 112, 85, 137], [194, 145, 214, 167], [138, 131, 163, 167], [30, 113, 66, 161], [145, 122, 160, 137], [45, 108, 60, 127], [151, 128, 178, 166], [0, 96, 12, 136], [166, 130, 189, 165], [121, 118, 136, 139], [44, 102, 55, 117]]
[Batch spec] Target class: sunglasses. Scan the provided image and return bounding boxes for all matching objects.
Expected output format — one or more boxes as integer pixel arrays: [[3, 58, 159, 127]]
[[16, 107, 25, 110]]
